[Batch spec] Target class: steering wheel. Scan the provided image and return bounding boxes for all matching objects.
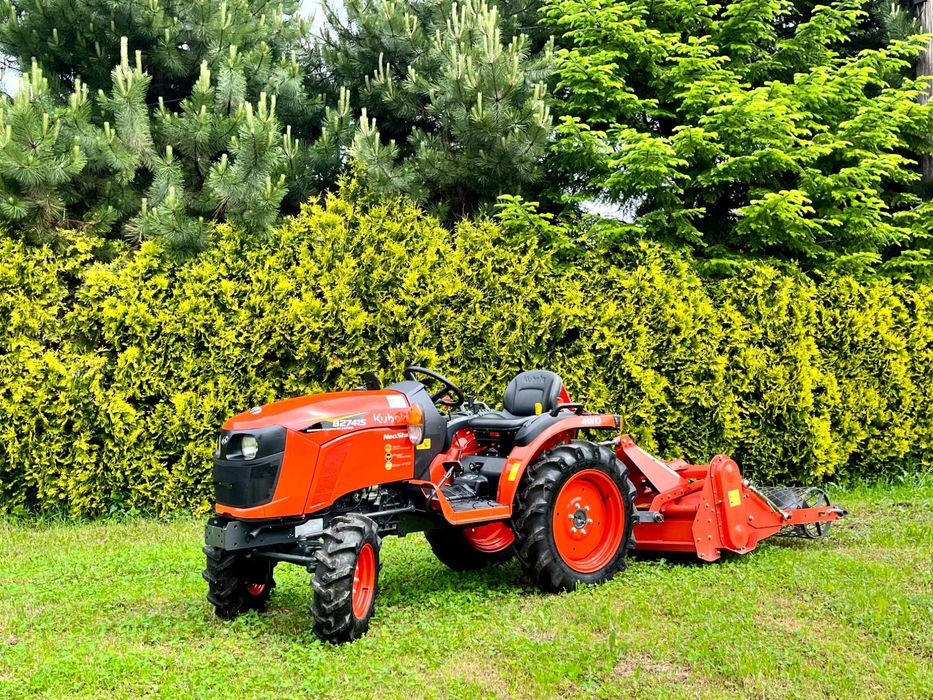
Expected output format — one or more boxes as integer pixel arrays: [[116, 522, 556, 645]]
[[402, 366, 465, 407]]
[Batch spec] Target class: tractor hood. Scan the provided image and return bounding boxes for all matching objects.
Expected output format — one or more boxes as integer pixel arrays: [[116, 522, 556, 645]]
[[223, 390, 413, 433]]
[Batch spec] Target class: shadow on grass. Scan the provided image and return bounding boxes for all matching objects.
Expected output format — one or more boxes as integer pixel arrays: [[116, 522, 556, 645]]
[[197, 554, 533, 641], [628, 550, 709, 566], [199, 532, 850, 642]]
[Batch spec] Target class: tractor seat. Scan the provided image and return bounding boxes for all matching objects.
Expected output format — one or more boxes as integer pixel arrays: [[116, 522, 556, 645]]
[[467, 371, 566, 444]]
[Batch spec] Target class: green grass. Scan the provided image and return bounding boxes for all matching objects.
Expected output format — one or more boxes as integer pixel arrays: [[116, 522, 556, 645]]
[[1, 483, 931, 699]]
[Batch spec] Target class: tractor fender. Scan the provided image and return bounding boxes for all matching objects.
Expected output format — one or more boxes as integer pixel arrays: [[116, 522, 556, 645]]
[[495, 413, 619, 508]]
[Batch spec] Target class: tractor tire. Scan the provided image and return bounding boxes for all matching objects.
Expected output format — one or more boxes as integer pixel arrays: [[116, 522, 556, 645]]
[[310, 514, 381, 643], [424, 523, 514, 571], [203, 546, 276, 620], [513, 440, 636, 593]]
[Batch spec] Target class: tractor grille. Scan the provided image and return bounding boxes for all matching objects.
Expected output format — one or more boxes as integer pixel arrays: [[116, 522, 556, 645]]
[[213, 452, 284, 508]]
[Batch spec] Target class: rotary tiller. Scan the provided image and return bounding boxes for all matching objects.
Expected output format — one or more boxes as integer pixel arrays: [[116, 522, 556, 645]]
[[204, 367, 846, 642]]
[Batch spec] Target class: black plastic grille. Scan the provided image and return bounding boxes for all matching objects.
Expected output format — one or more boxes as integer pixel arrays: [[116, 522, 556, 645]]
[[213, 453, 284, 508]]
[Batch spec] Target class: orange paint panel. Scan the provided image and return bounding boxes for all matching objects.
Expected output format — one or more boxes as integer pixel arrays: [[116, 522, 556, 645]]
[[633, 519, 697, 553], [224, 390, 411, 433], [707, 455, 752, 552], [304, 427, 416, 512]]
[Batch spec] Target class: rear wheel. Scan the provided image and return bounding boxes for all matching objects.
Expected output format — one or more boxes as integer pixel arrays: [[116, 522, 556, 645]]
[[311, 514, 381, 643], [513, 441, 635, 592], [203, 546, 276, 620], [425, 522, 514, 571]]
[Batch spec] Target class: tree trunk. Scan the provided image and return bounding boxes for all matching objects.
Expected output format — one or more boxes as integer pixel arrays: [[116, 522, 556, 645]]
[[920, 0, 933, 182]]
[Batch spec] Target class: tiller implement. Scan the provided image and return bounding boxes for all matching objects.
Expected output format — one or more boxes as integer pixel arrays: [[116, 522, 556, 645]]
[[616, 436, 844, 560], [204, 367, 846, 642]]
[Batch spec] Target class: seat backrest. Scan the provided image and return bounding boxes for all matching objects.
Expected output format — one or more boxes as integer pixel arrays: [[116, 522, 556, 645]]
[[503, 370, 564, 416]]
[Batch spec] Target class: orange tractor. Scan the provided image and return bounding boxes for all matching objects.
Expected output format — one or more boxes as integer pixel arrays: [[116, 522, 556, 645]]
[[204, 367, 845, 642]]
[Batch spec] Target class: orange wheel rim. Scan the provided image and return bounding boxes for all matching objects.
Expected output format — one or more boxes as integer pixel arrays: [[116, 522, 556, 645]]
[[352, 543, 376, 619], [245, 582, 266, 596], [552, 469, 625, 573], [463, 522, 515, 553]]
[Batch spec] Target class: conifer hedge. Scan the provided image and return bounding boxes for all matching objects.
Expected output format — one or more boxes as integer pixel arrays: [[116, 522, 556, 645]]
[[1, 195, 930, 515]]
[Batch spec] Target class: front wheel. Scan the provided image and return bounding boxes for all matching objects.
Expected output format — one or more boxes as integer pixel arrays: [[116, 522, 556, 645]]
[[311, 514, 382, 643], [513, 441, 636, 592], [203, 546, 276, 620]]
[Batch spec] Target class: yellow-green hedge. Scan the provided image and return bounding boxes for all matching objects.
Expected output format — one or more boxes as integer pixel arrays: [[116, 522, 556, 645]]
[[1, 195, 931, 515]]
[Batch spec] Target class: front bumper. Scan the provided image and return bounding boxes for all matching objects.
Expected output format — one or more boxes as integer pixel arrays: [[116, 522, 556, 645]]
[[205, 516, 325, 552]]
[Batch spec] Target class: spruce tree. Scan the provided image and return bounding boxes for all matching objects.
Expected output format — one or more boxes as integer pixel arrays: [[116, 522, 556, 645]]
[[543, 0, 933, 272]]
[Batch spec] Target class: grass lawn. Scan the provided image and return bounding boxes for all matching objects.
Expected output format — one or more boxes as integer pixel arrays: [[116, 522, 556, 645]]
[[0, 482, 931, 699]]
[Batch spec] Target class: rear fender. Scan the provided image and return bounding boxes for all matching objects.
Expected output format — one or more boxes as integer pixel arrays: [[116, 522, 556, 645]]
[[495, 414, 619, 507]]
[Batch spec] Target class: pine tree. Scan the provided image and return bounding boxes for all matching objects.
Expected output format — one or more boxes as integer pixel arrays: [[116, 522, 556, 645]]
[[0, 63, 88, 235], [0, 0, 307, 103], [319, 0, 554, 216], [0, 49, 145, 239], [0, 0, 560, 245], [0, 0, 310, 252]]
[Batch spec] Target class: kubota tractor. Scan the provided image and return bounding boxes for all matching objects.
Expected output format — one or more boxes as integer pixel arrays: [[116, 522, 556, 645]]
[[204, 367, 845, 642]]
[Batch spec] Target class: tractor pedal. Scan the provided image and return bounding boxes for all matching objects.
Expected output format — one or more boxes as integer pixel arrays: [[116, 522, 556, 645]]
[[436, 485, 506, 512], [427, 483, 510, 522]]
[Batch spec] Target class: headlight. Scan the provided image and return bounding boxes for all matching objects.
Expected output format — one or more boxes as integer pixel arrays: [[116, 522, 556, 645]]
[[240, 435, 259, 460], [214, 426, 286, 461]]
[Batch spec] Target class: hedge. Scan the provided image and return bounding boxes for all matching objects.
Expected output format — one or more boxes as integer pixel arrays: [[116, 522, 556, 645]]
[[1, 194, 931, 515]]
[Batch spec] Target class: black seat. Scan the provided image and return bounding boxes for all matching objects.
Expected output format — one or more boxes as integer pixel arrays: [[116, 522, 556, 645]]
[[467, 371, 567, 444], [504, 370, 564, 416]]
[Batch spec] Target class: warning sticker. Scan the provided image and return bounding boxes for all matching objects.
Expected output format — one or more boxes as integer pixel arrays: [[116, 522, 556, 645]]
[[507, 462, 521, 481], [728, 488, 742, 507]]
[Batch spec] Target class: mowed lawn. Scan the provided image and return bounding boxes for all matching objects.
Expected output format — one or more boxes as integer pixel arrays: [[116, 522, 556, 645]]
[[0, 482, 931, 699]]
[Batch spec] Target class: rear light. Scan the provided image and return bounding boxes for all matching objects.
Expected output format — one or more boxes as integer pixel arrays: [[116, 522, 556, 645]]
[[408, 404, 424, 445]]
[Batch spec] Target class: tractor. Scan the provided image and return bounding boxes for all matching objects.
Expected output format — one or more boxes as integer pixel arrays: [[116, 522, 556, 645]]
[[204, 367, 845, 642]]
